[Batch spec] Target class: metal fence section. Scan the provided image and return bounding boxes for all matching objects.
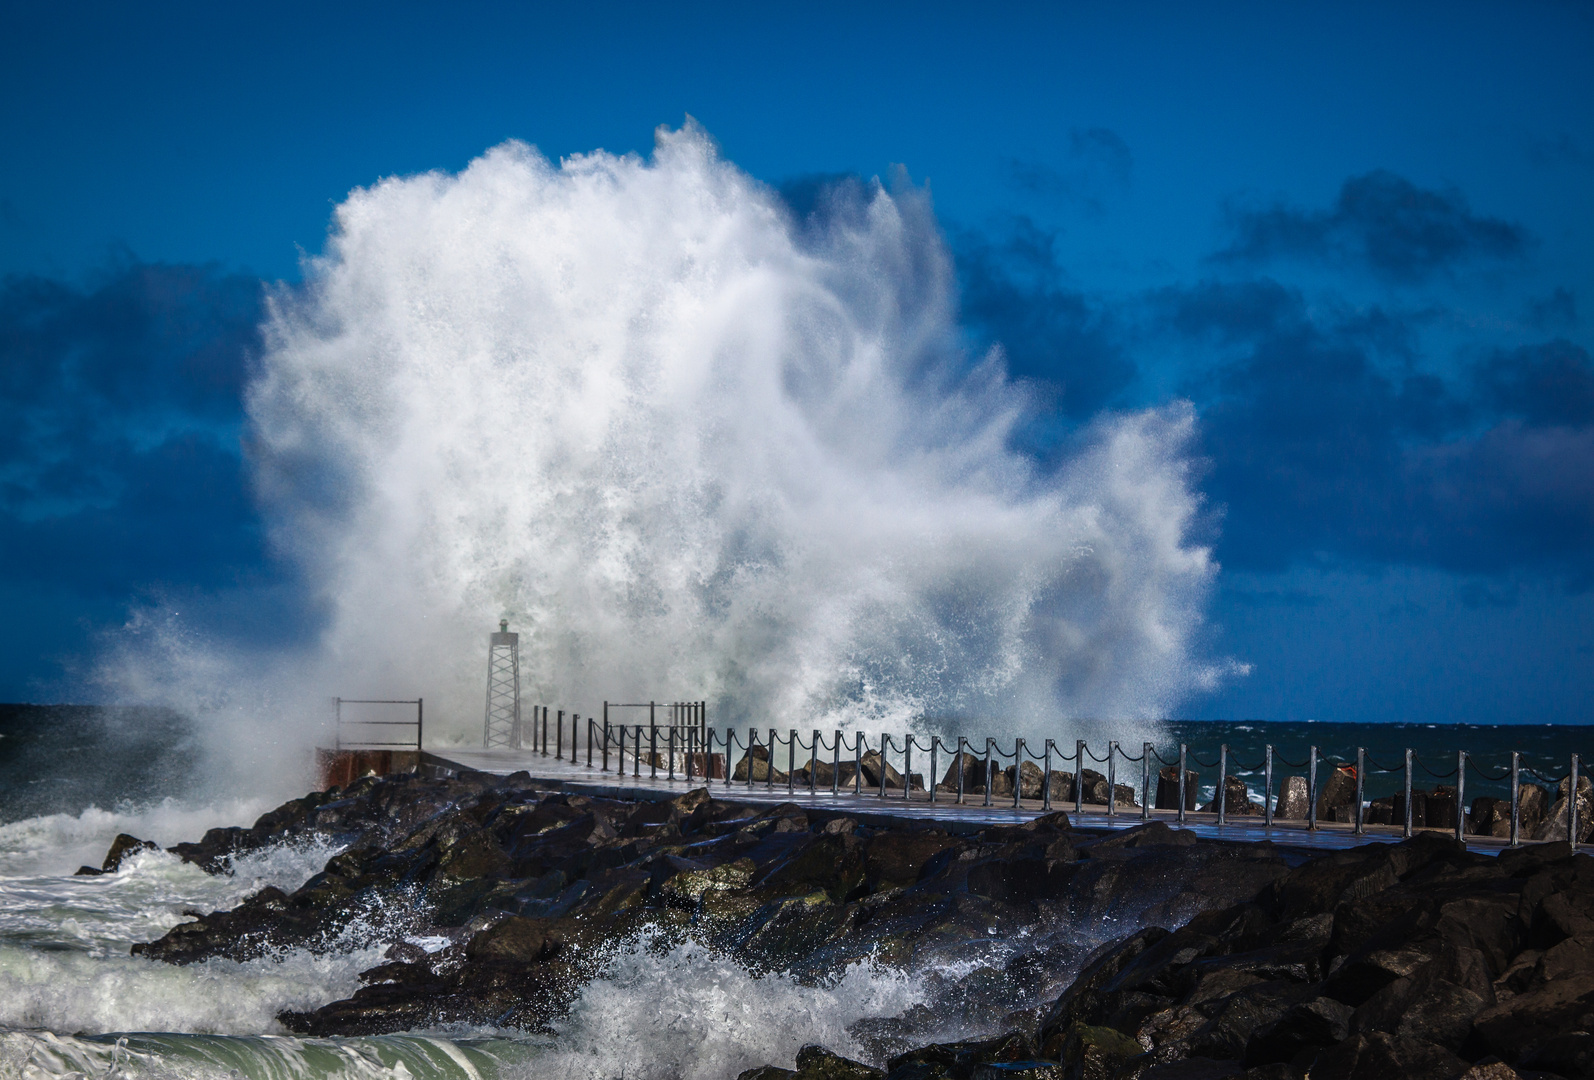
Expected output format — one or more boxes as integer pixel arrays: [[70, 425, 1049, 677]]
[[335, 697, 423, 751]]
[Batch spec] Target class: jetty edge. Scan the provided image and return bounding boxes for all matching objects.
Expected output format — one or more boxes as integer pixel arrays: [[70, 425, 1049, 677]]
[[105, 768, 1591, 1078]]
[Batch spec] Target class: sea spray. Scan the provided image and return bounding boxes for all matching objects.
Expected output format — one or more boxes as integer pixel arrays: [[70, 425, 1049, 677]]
[[103, 122, 1229, 789], [534, 935, 926, 1080]]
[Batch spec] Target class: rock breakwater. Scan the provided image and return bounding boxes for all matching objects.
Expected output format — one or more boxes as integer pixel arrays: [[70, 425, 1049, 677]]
[[106, 769, 1591, 1078]]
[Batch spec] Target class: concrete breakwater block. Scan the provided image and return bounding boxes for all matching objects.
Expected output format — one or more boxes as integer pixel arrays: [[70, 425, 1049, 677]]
[[1201, 775, 1261, 816], [1155, 766, 1199, 811], [1275, 774, 1310, 819]]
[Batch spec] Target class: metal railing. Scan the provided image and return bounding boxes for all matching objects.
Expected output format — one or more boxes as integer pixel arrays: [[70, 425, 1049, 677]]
[[506, 710, 1586, 851], [333, 697, 423, 751]]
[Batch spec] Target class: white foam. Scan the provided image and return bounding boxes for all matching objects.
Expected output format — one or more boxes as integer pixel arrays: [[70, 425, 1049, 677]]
[[532, 936, 925, 1080], [0, 799, 278, 879], [97, 122, 1233, 799], [0, 808, 368, 1038], [0, 1031, 523, 1080]]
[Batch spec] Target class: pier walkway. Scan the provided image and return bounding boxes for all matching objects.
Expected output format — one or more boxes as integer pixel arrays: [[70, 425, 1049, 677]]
[[422, 746, 1524, 855]]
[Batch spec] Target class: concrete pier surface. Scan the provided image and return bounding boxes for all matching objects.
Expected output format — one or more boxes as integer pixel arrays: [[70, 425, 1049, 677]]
[[422, 745, 1529, 855]]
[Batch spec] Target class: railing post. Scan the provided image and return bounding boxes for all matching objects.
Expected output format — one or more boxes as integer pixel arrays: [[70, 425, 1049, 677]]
[[1141, 743, 1152, 821], [1042, 740, 1053, 811], [1307, 745, 1318, 831], [767, 727, 776, 790], [1076, 740, 1086, 816], [1013, 739, 1024, 809], [810, 728, 819, 794], [956, 737, 966, 804], [905, 737, 914, 802], [1572, 754, 1581, 853], [1509, 751, 1521, 848], [1107, 741, 1118, 821], [602, 720, 610, 772], [556, 710, 564, 760], [1217, 744, 1228, 826], [1454, 750, 1464, 843], [787, 729, 796, 794], [1404, 748, 1415, 839], [930, 737, 939, 804], [1178, 744, 1188, 824], [587, 717, 594, 769], [649, 703, 658, 779], [748, 729, 758, 790], [855, 733, 863, 795], [833, 730, 841, 796], [668, 722, 676, 781], [1355, 747, 1366, 836], [975, 739, 988, 809], [879, 734, 889, 799], [1264, 744, 1274, 826], [634, 724, 643, 777], [685, 720, 694, 782], [572, 710, 578, 764]]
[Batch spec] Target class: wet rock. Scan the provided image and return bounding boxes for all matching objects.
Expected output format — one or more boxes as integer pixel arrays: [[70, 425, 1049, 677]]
[[1466, 799, 1504, 841], [1392, 789, 1428, 831], [968, 1063, 1065, 1080], [1306, 1031, 1468, 1080], [1201, 777, 1260, 817], [791, 1045, 886, 1080], [733, 745, 789, 784], [1518, 784, 1552, 838], [793, 758, 861, 790], [1534, 774, 1594, 842], [1363, 795, 1395, 826], [1156, 767, 1199, 811], [1004, 761, 1071, 802], [1315, 767, 1357, 820], [1272, 777, 1308, 821], [98, 833, 161, 873], [1424, 785, 1459, 831], [860, 750, 912, 791], [1057, 1021, 1142, 1080], [887, 1032, 1035, 1080]]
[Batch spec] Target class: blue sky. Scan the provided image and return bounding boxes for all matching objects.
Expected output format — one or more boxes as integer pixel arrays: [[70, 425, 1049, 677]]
[[2, 1, 1591, 721]]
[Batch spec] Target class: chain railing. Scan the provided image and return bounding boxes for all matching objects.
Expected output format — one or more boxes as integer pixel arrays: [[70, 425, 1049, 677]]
[[510, 709, 1585, 850]]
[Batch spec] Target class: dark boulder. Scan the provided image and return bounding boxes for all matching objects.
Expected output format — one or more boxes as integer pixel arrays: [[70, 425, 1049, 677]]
[[1156, 767, 1199, 811], [1201, 777, 1260, 817], [1314, 767, 1357, 821]]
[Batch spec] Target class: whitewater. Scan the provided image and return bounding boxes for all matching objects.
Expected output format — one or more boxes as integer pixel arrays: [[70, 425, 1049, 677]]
[[3, 124, 1228, 1078]]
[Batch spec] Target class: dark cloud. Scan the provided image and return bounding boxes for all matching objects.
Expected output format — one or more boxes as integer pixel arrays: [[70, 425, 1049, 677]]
[[1475, 338, 1594, 428], [1007, 127, 1133, 218], [1166, 281, 1594, 582], [1525, 287, 1577, 331], [0, 259, 280, 618], [1525, 132, 1585, 168], [953, 217, 1134, 419], [1216, 170, 1530, 282]]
